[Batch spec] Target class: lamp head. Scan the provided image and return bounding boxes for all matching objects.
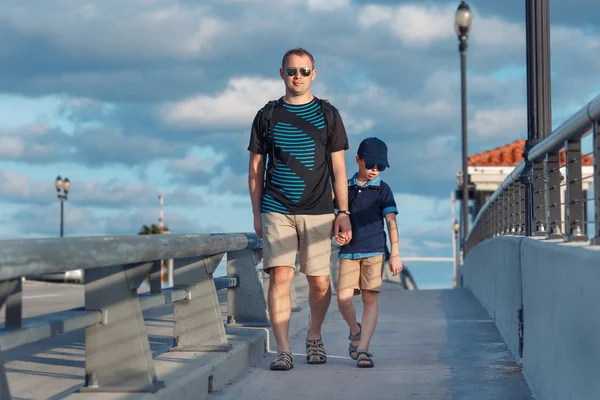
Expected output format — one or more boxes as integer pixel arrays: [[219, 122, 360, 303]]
[[454, 1, 473, 40]]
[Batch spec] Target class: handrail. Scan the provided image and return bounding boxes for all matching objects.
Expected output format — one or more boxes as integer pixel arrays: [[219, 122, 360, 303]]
[[0, 233, 261, 281], [465, 93, 600, 249], [0, 232, 267, 398]]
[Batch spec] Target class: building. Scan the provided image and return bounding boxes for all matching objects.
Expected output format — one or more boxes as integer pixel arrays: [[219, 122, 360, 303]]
[[459, 139, 594, 235]]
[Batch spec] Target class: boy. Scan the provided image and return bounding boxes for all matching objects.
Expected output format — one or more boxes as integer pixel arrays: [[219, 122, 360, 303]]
[[335, 137, 403, 368]]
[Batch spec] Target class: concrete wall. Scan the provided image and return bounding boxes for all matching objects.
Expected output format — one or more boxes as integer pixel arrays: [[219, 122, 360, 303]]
[[463, 236, 524, 361], [463, 237, 600, 400]]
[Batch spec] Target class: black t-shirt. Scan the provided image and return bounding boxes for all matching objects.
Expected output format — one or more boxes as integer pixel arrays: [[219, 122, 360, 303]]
[[248, 97, 349, 215]]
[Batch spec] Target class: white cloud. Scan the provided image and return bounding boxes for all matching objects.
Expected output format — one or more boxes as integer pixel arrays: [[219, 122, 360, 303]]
[[0, 124, 56, 159], [168, 154, 219, 173], [0, 169, 204, 208], [160, 77, 282, 129], [2, 2, 227, 59], [358, 4, 455, 46], [7, 203, 101, 237], [308, 0, 350, 12], [358, 3, 524, 49], [469, 107, 526, 140]]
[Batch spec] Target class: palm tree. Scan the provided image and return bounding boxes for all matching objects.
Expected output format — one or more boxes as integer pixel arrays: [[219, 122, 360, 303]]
[[138, 224, 170, 235]]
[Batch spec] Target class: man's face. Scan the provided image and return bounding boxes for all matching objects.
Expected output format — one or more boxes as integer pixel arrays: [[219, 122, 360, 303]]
[[280, 54, 316, 96]]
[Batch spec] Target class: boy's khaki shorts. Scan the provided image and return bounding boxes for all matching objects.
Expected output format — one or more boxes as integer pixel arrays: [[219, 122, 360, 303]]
[[262, 212, 335, 276], [337, 255, 385, 295]]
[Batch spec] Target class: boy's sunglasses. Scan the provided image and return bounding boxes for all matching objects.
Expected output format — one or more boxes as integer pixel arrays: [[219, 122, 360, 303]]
[[366, 163, 386, 172], [285, 67, 312, 77]]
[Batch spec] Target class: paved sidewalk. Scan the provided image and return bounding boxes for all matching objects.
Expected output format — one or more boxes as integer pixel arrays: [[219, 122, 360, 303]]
[[209, 285, 534, 400]]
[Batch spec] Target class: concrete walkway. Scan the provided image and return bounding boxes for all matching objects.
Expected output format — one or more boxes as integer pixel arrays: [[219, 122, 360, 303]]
[[209, 285, 534, 400]]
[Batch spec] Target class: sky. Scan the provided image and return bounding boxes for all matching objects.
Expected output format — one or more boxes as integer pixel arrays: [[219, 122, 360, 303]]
[[1, 0, 599, 267]]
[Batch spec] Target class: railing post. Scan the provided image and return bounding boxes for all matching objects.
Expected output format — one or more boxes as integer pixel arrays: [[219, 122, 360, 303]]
[[82, 262, 164, 393], [0, 279, 22, 400], [225, 249, 270, 327], [503, 192, 509, 235], [3, 279, 22, 330], [545, 151, 562, 239], [507, 185, 515, 234], [149, 260, 162, 294], [512, 185, 519, 234], [495, 199, 501, 236], [518, 183, 526, 235], [564, 139, 588, 242], [533, 159, 547, 235], [0, 348, 9, 400], [593, 121, 600, 245], [170, 253, 232, 352]]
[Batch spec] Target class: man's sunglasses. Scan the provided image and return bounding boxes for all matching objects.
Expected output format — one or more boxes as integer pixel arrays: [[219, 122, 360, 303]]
[[366, 163, 386, 172], [285, 67, 312, 77]]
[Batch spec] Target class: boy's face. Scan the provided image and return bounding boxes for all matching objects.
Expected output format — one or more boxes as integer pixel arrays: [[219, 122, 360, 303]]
[[356, 156, 382, 181]]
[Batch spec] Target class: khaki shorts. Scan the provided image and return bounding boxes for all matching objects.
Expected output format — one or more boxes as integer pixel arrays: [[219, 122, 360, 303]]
[[337, 255, 385, 295], [262, 212, 335, 276]]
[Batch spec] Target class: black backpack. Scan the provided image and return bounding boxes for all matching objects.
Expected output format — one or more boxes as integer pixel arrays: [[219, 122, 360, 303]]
[[259, 97, 337, 183]]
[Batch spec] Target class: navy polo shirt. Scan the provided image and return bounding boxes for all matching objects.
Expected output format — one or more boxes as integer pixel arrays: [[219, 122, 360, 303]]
[[338, 173, 398, 259]]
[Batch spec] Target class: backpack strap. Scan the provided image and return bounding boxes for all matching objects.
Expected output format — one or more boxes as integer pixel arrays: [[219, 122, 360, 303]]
[[261, 100, 278, 170], [317, 98, 337, 185]]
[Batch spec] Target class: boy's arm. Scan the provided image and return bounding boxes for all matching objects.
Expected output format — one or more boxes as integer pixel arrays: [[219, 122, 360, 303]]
[[385, 211, 403, 275], [385, 212, 400, 258]]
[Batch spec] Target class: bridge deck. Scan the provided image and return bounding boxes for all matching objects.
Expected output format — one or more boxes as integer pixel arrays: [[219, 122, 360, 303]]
[[1, 280, 534, 399], [210, 285, 533, 400]]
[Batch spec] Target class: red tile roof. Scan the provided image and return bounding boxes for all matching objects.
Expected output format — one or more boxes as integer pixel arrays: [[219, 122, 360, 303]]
[[468, 139, 593, 166]]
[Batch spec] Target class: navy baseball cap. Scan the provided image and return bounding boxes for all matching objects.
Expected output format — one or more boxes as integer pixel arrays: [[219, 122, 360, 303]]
[[357, 137, 390, 168]]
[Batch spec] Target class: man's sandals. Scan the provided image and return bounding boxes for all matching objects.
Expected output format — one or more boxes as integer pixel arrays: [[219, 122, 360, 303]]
[[269, 351, 294, 371], [348, 322, 361, 360], [305, 335, 327, 364]]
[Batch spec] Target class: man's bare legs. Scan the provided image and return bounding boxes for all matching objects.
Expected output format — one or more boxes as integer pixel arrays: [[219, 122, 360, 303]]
[[267, 266, 296, 353], [306, 275, 331, 340]]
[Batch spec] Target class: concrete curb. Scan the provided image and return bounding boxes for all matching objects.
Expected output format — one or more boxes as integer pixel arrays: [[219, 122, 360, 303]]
[[143, 328, 267, 400]]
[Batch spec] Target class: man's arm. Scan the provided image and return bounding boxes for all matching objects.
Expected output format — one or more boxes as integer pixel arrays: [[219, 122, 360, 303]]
[[248, 152, 265, 237], [331, 150, 348, 211], [331, 150, 351, 241]]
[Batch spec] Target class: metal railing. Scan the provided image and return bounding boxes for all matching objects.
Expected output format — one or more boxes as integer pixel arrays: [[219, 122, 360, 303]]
[[0, 233, 270, 399], [465, 94, 600, 252]]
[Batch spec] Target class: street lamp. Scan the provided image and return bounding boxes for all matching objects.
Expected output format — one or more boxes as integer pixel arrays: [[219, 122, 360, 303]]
[[55, 175, 71, 237], [455, 0, 472, 251]]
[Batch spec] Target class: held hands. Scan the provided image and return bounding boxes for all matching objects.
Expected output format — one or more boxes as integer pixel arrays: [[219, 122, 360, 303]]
[[335, 231, 351, 246], [389, 255, 403, 276], [333, 213, 352, 246]]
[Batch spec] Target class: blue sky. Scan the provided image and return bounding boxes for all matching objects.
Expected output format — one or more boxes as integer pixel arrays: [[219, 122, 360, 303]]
[[1, 0, 599, 261]]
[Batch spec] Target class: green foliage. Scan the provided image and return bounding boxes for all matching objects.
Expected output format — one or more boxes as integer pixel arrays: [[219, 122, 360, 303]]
[[138, 224, 170, 235]]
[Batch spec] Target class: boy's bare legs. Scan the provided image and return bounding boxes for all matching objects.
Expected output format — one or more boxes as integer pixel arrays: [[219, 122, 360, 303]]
[[306, 275, 331, 340], [336, 287, 361, 357], [358, 290, 379, 365], [267, 266, 296, 353]]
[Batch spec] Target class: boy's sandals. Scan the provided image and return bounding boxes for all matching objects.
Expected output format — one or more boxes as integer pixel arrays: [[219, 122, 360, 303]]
[[305, 335, 327, 364], [269, 351, 294, 371], [348, 322, 361, 360], [356, 349, 374, 368]]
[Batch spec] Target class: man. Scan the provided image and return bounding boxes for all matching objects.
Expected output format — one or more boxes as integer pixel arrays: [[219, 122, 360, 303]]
[[247, 48, 352, 371]]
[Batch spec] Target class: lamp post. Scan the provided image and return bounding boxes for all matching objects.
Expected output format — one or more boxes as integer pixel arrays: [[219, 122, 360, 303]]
[[55, 175, 71, 237], [455, 0, 473, 252]]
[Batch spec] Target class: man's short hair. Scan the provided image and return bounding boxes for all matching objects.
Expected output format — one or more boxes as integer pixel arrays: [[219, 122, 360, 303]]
[[282, 48, 315, 69]]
